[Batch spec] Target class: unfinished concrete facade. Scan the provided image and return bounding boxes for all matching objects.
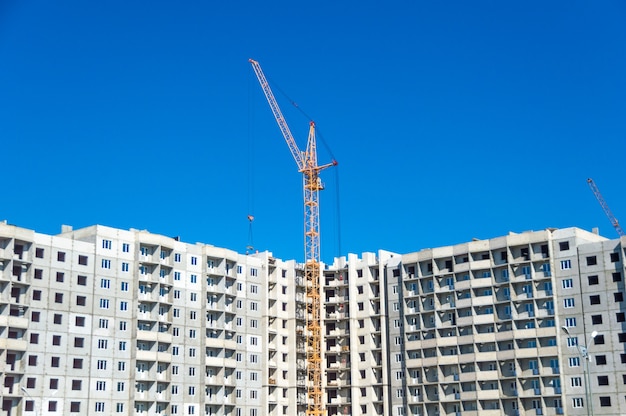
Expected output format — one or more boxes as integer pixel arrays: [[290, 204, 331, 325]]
[[0, 222, 625, 416]]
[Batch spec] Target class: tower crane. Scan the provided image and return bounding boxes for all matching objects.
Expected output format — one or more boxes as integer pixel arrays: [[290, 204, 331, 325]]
[[587, 178, 625, 237], [249, 59, 337, 416]]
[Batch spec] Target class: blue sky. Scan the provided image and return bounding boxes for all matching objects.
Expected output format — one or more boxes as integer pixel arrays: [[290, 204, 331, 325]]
[[1, 1, 625, 262]]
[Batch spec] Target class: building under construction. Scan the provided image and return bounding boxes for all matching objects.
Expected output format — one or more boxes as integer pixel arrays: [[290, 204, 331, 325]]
[[1, 220, 625, 416]]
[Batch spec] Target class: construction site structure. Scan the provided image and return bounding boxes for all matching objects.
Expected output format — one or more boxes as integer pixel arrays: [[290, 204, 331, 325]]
[[249, 59, 337, 416], [587, 178, 625, 237]]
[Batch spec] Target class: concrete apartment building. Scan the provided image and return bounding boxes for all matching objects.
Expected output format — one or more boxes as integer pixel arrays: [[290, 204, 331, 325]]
[[1, 221, 625, 416]]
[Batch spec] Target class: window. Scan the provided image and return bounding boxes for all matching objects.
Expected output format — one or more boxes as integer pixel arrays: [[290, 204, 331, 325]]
[[591, 314, 603, 324], [120, 282, 128, 291], [55, 293, 63, 303], [96, 381, 106, 391], [72, 379, 82, 390], [119, 341, 126, 351], [586, 256, 597, 266], [78, 255, 88, 265], [100, 278, 110, 288], [615, 292, 624, 302], [52, 335, 61, 345], [567, 337, 578, 347], [31, 311, 40, 322], [565, 317, 576, 327], [594, 334, 605, 345], [560, 260, 571, 270], [34, 268, 43, 279], [562, 278, 573, 289], [49, 401, 58, 411], [119, 321, 127, 330], [51, 356, 60, 367], [57, 251, 66, 262], [30, 333, 39, 344], [95, 402, 105, 412], [101, 259, 111, 269], [569, 357, 580, 367], [598, 375, 609, 385], [54, 314, 62, 324], [70, 402, 81, 412], [56, 272, 64, 282], [250, 284, 259, 294], [588, 275, 599, 285], [100, 298, 109, 309], [600, 396, 611, 407], [118, 361, 126, 371], [35, 247, 44, 258], [571, 377, 582, 387], [76, 295, 86, 306], [102, 239, 112, 249], [98, 339, 108, 349], [590, 295, 601, 305], [618, 312, 626, 322], [33, 290, 41, 301], [122, 242, 130, 252], [74, 337, 84, 348], [121, 262, 129, 272], [613, 272, 623, 282], [595, 355, 607, 365], [73, 358, 83, 369], [572, 398, 583, 408], [191, 256, 197, 265], [564, 298, 575, 308], [77, 275, 87, 285], [120, 301, 128, 311], [98, 318, 108, 328], [559, 241, 570, 251]]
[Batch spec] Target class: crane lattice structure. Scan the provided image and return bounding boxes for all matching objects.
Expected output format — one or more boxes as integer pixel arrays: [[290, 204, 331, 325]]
[[587, 178, 625, 237], [249, 59, 336, 416]]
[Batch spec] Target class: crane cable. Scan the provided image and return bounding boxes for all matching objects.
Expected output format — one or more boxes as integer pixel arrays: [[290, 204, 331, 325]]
[[246, 76, 255, 254]]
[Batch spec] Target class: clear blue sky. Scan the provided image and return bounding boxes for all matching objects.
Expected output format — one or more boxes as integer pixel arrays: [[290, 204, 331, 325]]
[[1, 1, 625, 262]]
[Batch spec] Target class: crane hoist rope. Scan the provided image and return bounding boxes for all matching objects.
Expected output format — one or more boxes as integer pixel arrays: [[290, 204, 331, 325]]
[[249, 58, 337, 416]]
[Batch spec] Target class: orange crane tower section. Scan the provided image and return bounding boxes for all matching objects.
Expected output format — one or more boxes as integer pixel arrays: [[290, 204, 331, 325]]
[[587, 178, 625, 237], [249, 59, 336, 416]]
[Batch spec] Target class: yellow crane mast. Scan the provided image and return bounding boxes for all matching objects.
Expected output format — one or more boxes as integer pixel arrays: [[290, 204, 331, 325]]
[[249, 59, 336, 416]]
